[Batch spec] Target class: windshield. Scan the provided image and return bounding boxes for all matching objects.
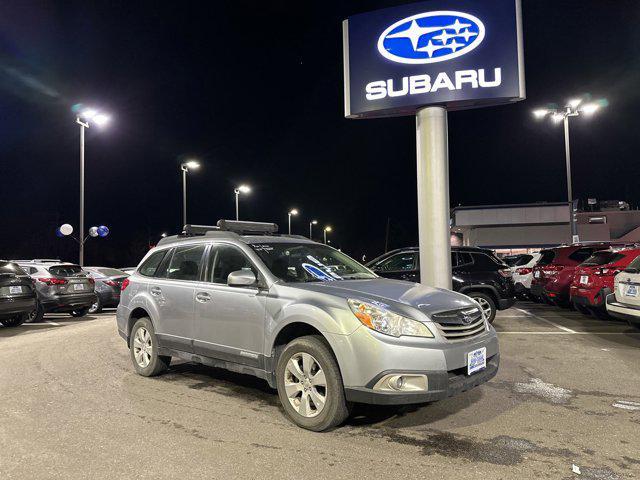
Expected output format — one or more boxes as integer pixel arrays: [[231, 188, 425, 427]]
[[48, 265, 84, 277], [503, 255, 533, 267], [249, 242, 376, 282], [0, 262, 27, 276]]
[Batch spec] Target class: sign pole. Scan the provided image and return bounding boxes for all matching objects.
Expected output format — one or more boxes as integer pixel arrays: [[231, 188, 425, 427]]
[[416, 106, 452, 289]]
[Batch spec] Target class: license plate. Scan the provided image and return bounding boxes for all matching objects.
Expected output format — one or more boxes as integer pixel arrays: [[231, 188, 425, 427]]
[[580, 275, 589, 285], [626, 285, 637, 297], [73, 283, 85, 291], [534, 271, 540, 278], [467, 347, 487, 375], [9, 286, 22, 294]]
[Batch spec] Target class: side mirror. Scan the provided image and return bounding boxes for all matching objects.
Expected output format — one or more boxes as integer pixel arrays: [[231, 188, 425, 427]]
[[227, 269, 257, 287]]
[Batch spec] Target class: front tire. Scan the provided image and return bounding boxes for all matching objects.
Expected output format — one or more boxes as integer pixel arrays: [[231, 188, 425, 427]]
[[469, 292, 497, 324], [71, 307, 90, 318], [88, 297, 102, 314], [129, 317, 170, 377], [25, 302, 44, 323], [276, 335, 350, 431]]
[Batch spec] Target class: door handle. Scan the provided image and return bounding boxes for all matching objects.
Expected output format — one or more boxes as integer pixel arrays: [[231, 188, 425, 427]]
[[150, 286, 162, 296], [195, 292, 211, 303]]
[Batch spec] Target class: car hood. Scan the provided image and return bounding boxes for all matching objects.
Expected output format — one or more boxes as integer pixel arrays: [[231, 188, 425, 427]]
[[291, 278, 476, 316]]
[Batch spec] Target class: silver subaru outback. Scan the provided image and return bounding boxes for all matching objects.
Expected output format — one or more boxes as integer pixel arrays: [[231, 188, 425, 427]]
[[117, 221, 499, 431]]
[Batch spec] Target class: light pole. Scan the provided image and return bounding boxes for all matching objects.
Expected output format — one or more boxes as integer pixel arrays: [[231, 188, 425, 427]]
[[323, 226, 332, 244], [533, 98, 605, 243], [287, 209, 299, 234], [75, 108, 110, 266], [234, 185, 251, 221], [309, 219, 318, 239], [180, 160, 200, 228]]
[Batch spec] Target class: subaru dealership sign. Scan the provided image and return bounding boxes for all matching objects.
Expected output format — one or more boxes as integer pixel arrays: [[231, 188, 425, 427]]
[[343, 0, 525, 118]]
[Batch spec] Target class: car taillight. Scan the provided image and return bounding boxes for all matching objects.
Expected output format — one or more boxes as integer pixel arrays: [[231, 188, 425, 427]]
[[88, 277, 95, 284], [516, 267, 532, 275], [543, 264, 564, 275], [498, 268, 512, 277], [37, 277, 68, 286], [121, 278, 130, 291], [104, 280, 117, 286]]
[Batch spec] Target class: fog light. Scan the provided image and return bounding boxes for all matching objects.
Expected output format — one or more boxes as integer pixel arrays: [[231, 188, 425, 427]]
[[373, 374, 428, 392], [390, 376, 405, 390]]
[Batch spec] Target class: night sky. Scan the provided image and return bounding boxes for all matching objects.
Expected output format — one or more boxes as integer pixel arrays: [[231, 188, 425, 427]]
[[1, 0, 639, 267]]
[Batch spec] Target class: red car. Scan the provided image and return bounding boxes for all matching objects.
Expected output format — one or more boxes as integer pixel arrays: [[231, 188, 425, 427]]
[[570, 247, 640, 316], [530, 243, 621, 305]]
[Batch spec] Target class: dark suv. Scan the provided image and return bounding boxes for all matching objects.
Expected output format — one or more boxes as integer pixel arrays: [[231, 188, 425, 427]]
[[367, 246, 515, 323]]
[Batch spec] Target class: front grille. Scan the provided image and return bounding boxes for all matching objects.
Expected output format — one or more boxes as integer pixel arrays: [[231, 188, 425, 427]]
[[432, 307, 486, 341]]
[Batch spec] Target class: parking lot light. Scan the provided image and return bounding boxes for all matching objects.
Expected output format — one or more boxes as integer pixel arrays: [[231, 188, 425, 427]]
[[288, 209, 299, 235], [180, 160, 200, 227], [234, 185, 251, 221], [309, 219, 318, 239], [75, 107, 111, 266], [531, 97, 606, 243], [324, 225, 332, 244], [160, 232, 168, 238]]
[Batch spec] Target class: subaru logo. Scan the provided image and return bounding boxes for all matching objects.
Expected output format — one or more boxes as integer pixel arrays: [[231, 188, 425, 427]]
[[377, 11, 485, 65]]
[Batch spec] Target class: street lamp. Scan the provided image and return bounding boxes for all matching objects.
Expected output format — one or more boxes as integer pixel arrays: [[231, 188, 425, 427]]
[[180, 160, 200, 228], [160, 232, 168, 238], [234, 185, 251, 221], [323, 226, 332, 244], [75, 107, 110, 266], [309, 219, 318, 239], [288, 208, 299, 234], [532, 97, 606, 242]]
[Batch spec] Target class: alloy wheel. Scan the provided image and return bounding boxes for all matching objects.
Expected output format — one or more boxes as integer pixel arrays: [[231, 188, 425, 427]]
[[133, 327, 152, 368], [476, 297, 492, 320], [284, 352, 327, 418]]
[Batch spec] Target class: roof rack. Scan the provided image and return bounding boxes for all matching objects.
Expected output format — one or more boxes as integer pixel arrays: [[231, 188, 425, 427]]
[[216, 220, 278, 235], [12, 259, 62, 263], [158, 220, 281, 246]]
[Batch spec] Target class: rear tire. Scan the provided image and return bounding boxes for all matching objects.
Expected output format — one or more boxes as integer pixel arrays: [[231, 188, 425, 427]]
[[589, 307, 610, 320], [25, 302, 44, 323], [71, 307, 90, 318], [0, 314, 27, 327], [276, 335, 350, 431], [573, 303, 591, 316], [468, 292, 497, 324], [129, 317, 170, 377]]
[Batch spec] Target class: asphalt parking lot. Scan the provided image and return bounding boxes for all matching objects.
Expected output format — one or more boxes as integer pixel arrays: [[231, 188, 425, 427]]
[[1, 304, 639, 480]]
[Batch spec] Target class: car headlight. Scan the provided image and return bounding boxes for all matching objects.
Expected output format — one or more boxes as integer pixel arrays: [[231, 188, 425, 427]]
[[347, 299, 433, 338]]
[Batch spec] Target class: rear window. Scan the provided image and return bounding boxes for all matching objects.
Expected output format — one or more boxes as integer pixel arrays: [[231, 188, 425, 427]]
[[0, 262, 27, 275], [568, 248, 600, 263], [627, 255, 640, 271], [48, 265, 84, 276], [581, 252, 624, 266], [504, 255, 533, 267], [96, 268, 126, 277], [537, 250, 555, 266]]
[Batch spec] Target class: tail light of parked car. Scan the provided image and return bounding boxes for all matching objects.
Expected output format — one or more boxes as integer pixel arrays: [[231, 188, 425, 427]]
[[498, 268, 512, 278], [543, 264, 564, 275], [121, 278, 130, 291], [37, 277, 68, 286], [594, 267, 622, 277], [515, 267, 532, 275], [88, 277, 95, 284]]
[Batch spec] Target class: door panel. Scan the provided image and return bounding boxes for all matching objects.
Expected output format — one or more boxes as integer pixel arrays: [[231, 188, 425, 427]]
[[193, 244, 267, 367]]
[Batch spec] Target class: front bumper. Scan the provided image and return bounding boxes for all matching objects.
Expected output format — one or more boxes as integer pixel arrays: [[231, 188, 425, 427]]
[[0, 296, 37, 318], [345, 354, 500, 405], [41, 293, 97, 313]]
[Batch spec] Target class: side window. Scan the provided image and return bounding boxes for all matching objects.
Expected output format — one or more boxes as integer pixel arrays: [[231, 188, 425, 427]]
[[374, 252, 416, 272], [457, 252, 474, 266], [166, 245, 206, 281], [569, 248, 597, 263], [139, 250, 168, 277], [208, 244, 256, 284], [451, 252, 458, 267]]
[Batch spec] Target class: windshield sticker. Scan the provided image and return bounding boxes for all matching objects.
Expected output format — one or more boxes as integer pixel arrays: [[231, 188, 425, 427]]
[[252, 244, 274, 253], [302, 263, 337, 282]]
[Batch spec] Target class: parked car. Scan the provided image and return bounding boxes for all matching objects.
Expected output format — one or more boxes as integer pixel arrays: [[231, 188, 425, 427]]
[[0, 261, 37, 327], [83, 267, 129, 313], [503, 253, 541, 300], [605, 255, 640, 330], [530, 243, 625, 306], [117, 221, 499, 431], [366, 246, 515, 323], [14, 260, 97, 322], [570, 248, 640, 318]]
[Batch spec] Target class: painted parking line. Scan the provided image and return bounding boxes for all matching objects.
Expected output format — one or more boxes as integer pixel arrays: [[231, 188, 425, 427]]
[[514, 307, 577, 334], [45, 320, 61, 326]]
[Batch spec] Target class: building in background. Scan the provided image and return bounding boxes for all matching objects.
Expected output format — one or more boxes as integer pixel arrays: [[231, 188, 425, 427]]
[[452, 201, 640, 255]]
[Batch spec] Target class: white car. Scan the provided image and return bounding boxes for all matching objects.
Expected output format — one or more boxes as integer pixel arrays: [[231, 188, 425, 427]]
[[504, 253, 541, 299], [606, 258, 640, 330]]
